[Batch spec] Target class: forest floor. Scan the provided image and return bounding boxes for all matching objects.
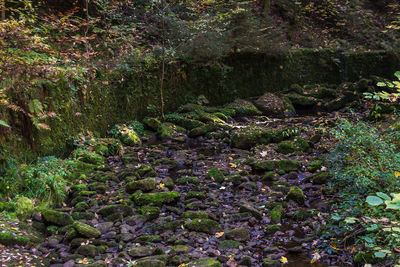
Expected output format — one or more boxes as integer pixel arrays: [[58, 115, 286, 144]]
[[0, 105, 363, 267]]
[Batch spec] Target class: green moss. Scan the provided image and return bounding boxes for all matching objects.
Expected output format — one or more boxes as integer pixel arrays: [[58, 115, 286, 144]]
[[186, 258, 222, 267], [15, 196, 35, 221], [262, 171, 276, 182], [307, 159, 323, 172], [205, 168, 225, 183], [354, 252, 381, 264], [132, 191, 181, 206], [186, 191, 206, 199], [188, 124, 217, 138], [73, 221, 101, 238], [219, 240, 242, 249], [97, 205, 119, 216], [230, 126, 273, 149], [250, 159, 301, 172], [311, 172, 330, 184], [286, 186, 305, 204], [157, 123, 182, 139], [265, 224, 280, 234], [126, 178, 156, 193], [286, 93, 318, 107], [177, 176, 200, 185], [165, 113, 205, 130], [77, 244, 98, 257], [72, 149, 104, 165], [270, 209, 282, 223], [293, 209, 309, 221], [226, 99, 262, 117], [139, 206, 160, 220], [42, 209, 73, 226], [143, 117, 162, 131], [134, 234, 162, 244], [134, 165, 157, 178], [185, 219, 221, 234], [0, 232, 29, 246], [276, 141, 296, 154]]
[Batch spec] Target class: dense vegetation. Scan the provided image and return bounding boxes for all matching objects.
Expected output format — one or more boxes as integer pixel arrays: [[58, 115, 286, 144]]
[[1, 0, 400, 266]]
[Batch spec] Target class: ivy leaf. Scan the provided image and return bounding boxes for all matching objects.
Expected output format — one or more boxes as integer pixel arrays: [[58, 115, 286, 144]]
[[394, 71, 400, 79], [376, 192, 391, 200], [377, 82, 386, 87], [366, 196, 383, 206], [374, 251, 386, 258]]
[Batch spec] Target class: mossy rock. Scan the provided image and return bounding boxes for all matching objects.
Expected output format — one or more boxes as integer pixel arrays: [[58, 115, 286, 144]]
[[270, 209, 282, 223], [73, 221, 101, 238], [186, 258, 222, 267], [265, 224, 280, 234], [205, 168, 225, 183], [0, 232, 29, 246], [97, 205, 119, 216], [224, 228, 249, 242], [226, 99, 262, 117], [134, 165, 157, 178], [126, 178, 156, 193], [111, 124, 141, 145], [143, 117, 162, 131], [230, 126, 275, 149], [293, 209, 309, 221], [165, 113, 205, 130], [307, 159, 323, 172], [134, 234, 162, 244], [289, 84, 304, 94], [219, 240, 242, 249], [185, 219, 221, 234], [139, 206, 160, 220], [157, 123, 183, 139], [276, 141, 297, 154], [311, 172, 330, 184], [42, 209, 73, 226], [254, 93, 285, 115], [286, 186, 305, 204], [286, 93, 318, 107], [132, 191, 181, 206], [188, 124, 217, 138], [262, 171, 277, 182], [186, 191, 206, 200], [177, 176, 200, 185], [77, 244, 98, 257], [239, 202, 263, 220], [72, 149, 104, 165], [183, 211, 209, 219], [72, 212, 95, 221], [129, 246, 154, 257], [134, 255, 168, 267], [15, 196, 35, 221], [250, 159, 301, 173]]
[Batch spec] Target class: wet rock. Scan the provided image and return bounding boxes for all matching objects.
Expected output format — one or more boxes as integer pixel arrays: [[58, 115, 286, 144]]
[[186, 191, 206, 200], [310, 172, 330, 184], [133, 255, 168, 267], [230, 126, 274, 149], [134, 235, 162, 244], [185, 219, 221, 234], [177, 176, 200, 185], [0, 232, 29, 246], [126, 178, 156, 193], [287, 246, 302, 253], [186, 258, 222, 267], [73, 221, 101, 238], [139, 206, 160, 220], [262, 259, 279, 266], [286, 186, 305, 204], [255, 93, 285, 116], [96, 222, 113, 234], [183, 211, 209, 219], [132, 191, 181, 206], [238, 256, 252, 267], [239, 202, 263, 220], [77, 244, 98, 257], [189, 124, 217, 138], [42, 210, 73, 226]]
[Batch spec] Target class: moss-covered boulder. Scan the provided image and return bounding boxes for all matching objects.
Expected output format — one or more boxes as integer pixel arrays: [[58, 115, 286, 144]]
[[250, 159, 301, 173], [310, 172, 330, 184], [186, 191, 206, 200], [133, 255, 167, 267], [132, 191, 181, 206], [286, 186, 305, 204], [307, 159, 323, 172], [42, 210, 73, 226], [126, 178, 156, 193], [139, 206, 160, 220], [143, 117, 162, 131], [226, 99, 261, 117], [157, 123, 183, 139], [72, 149, 104, 165], [186, 258, 222, 267], [185, 219, 221, 234], [134, 165, 157, 178], [177, 176, 200, 185], [265, 224, 280, 234], [239, 202, 263, 220], [205, 167, 225, 183], [286, 93, 318, 107], [15, 197, 35, 220], [110, 123, 141, 146], [255, 93, 285, 115], [73, 221, 101, 238], [129, 246, 154, 257], [134, 235, 162, 244], [225, 228, 249, 242], [165, 113, 205, 130], [231, 126, 275, 149], [293, 209, 310, 221], [188, 124, 217, 138]]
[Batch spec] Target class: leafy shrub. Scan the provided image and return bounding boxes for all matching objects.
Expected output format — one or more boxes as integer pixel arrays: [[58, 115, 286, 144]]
[[329, 118, 400, 195]]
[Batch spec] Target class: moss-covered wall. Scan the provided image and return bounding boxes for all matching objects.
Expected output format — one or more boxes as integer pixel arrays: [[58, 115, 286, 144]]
[[3, 49, 399, 158]]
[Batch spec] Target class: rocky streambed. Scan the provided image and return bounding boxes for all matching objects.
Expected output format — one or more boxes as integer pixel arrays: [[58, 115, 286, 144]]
[[1, 83, 374, 266]]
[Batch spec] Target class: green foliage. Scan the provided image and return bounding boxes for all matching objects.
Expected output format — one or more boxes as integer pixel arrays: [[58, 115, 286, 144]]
[[329, 118, 400, 195], [364, 71, 400, 102]]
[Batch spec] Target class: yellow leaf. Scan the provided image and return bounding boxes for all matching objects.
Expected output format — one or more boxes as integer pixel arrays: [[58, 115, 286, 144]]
[[280, 256, 288, 264], [178, 264, 186, 267], [395, 171, 400, 178], [215, 232, 224, 238], [229, 163, 237, 168], [158, 183, 165, 189]]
